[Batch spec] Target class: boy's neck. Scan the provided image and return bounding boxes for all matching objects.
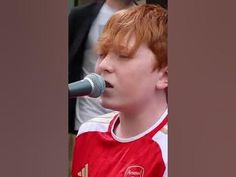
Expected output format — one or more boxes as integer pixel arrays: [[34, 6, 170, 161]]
[[114, 95, 168, 138]]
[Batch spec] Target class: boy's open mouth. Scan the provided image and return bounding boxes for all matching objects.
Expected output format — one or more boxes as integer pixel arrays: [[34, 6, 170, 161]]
[[105, 81, 114, 88]]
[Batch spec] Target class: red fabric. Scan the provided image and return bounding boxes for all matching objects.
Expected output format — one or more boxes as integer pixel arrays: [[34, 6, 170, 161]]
[[72, 116, 167, 177]]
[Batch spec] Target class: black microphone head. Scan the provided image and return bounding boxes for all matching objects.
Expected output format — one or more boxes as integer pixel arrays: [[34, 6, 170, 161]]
[[85, 73, 105, 98]]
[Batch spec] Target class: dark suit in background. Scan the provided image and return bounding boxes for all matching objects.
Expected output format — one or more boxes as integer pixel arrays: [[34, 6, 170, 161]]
[[69, 0, 105, 134], [147, 0, 167, 9]]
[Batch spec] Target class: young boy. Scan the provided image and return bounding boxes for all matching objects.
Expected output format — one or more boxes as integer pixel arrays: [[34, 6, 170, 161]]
[[72, 4, 168, 177]]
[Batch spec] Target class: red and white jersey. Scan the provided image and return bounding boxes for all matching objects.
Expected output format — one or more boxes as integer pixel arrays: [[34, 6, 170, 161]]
[[72, 110, 168, 177]]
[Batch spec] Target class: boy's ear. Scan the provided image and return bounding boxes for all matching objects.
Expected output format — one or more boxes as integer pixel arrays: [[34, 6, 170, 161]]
[[156, 66, 168, 90]]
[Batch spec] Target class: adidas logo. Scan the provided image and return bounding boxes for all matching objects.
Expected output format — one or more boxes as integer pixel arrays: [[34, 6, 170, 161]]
[[77, 164, 88, 177]]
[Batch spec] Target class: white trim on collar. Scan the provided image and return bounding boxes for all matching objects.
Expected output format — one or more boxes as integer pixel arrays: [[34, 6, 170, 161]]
[[111, 109, 168, 143]]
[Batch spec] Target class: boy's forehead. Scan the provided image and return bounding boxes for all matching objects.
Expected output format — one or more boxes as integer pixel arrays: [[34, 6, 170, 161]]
[[113, 34, 136, 51]]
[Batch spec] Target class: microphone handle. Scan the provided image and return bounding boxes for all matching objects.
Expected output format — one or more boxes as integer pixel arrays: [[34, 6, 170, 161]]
[[68, 80, 92, 98]]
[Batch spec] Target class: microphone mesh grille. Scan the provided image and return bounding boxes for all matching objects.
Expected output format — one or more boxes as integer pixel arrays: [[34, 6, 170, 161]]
[[85, 73, 105, 98]]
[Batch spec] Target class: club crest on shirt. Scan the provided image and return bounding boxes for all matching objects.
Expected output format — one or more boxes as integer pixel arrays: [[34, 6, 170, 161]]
[[124, 165, 144, 177]]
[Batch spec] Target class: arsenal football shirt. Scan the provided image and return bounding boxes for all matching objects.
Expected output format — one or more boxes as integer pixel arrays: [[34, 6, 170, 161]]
[[72, 110, 168, 177]]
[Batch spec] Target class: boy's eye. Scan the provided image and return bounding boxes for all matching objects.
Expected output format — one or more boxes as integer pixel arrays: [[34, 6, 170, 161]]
[[119, 54, 130, 59], [118, 52, 129, 58], [119, 55, 128, 58]]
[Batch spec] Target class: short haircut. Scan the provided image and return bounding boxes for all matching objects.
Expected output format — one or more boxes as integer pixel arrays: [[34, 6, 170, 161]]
[[96, 4, 168, 69]]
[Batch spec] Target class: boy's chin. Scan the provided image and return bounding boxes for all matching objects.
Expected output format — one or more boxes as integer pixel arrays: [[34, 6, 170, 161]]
[[100, 102, 114, 110], [100, 99, 119, 111]]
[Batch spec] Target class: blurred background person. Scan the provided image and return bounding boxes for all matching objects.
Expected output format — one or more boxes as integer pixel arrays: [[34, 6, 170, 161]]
[[69, 0, 141, 135]]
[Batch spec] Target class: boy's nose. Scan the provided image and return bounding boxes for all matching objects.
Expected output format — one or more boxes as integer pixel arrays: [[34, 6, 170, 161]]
[[95, 55, 114, 74]]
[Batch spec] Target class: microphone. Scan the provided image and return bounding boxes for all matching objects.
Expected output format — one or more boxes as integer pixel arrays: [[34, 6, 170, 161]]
[[68, 73, 105, 98]]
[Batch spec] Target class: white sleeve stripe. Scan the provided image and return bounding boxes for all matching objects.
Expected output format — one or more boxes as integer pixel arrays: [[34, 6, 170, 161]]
[[76, 112, 116, 137], [77, 121, 110, 136]]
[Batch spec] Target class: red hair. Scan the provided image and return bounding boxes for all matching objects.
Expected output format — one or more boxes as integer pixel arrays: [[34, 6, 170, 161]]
[[96, 4, 168, 69]]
